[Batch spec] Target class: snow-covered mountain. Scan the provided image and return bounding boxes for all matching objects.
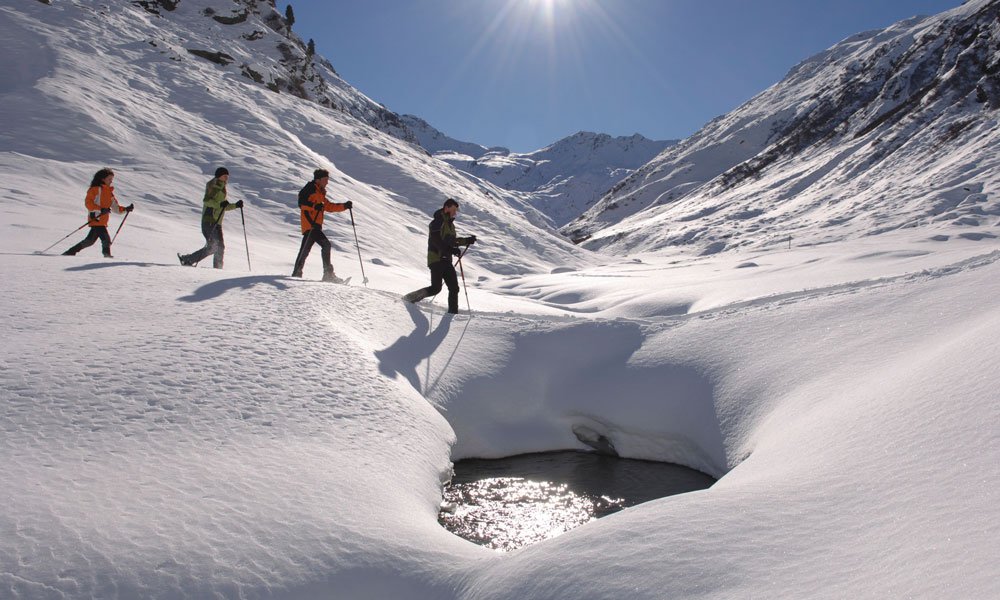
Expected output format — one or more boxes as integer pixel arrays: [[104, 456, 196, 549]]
[[400, 122, 675, 228], [3, 1, 1000, 599], [565, 0, 1000, 255], [434, 132, 675, 228]]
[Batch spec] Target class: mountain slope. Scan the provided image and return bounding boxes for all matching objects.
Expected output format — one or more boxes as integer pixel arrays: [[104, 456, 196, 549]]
[[565, 0, 1000, 255]]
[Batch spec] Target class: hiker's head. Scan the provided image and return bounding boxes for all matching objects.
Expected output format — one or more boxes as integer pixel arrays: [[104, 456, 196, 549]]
[[443, 198, 459, 217], [314, 168, 330, 188], [90, 168, 115, 188]]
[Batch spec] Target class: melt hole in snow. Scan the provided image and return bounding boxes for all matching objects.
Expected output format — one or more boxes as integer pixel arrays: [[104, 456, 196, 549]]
[[438, 451, 715, 552]]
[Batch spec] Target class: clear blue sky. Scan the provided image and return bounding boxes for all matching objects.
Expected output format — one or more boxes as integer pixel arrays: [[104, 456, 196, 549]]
[[291, 0, 961, 153]]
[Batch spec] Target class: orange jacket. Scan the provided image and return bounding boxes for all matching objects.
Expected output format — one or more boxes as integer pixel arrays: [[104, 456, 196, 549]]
[[85, 184, 124, 227], [298, 181, 347, 233]]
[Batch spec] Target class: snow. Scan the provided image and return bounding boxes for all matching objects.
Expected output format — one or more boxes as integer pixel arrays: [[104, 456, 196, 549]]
[[2, 0, 999, 598]]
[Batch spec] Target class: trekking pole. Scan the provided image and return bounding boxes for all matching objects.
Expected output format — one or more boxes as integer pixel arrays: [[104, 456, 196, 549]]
[[38, 222, 89, 254], [110, 210, 131, 245], [456, 245, 472, 315], [240, 204, 252, 271], [348, 207, 369, 286]]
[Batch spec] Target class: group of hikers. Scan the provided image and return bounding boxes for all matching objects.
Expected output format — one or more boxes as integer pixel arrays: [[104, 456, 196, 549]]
[[60, 167, 479, 314]]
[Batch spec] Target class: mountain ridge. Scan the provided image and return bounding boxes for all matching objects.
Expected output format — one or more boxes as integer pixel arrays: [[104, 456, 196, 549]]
[[564, 0, 1000, 255]]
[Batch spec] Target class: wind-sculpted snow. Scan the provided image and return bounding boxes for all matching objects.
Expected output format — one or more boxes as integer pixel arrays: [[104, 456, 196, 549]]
[[4, 236, 1000, 598]]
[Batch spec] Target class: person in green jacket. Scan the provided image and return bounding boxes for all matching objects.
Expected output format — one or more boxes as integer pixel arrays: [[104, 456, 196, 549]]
[[178, 167, 243, 269]]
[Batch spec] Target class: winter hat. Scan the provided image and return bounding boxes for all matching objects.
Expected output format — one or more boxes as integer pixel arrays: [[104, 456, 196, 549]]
[[215, 167, 229, 178]]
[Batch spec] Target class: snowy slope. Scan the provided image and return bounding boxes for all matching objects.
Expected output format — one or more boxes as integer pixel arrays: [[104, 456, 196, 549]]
[[2, 0, 1000, 599], [565, 0, 1000, 255]]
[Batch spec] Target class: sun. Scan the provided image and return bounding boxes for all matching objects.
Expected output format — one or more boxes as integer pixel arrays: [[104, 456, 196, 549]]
[[524, 0, 575, 28]]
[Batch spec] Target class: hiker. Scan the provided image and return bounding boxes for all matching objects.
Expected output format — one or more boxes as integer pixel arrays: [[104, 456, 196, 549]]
[[63, 168, 134, 258], [178, 167, 242, 268], [403, 198, 476, 314], [292, 168, 352, 281]]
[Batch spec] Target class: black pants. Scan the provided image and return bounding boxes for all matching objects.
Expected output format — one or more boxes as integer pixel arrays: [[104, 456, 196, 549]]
[[180, 220, 225, 268], [64, 226, 111, 257], [426, 260, 460, 313], [292, 229, 332, 276]]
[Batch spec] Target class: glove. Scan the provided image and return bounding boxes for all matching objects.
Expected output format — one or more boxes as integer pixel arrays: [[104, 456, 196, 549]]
[[452, 247, 463, 257], [466, 235, 477, 245], [343, 200, 353, 210], [125, 203, 135, 213], [235, 200, 244, 208], [100, 208, 111, 215], [314, 202, 325, 211], [220, 200, 230, 208]]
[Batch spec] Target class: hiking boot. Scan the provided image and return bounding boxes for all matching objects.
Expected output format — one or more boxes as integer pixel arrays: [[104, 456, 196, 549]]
[[402, 289, 427, 303]]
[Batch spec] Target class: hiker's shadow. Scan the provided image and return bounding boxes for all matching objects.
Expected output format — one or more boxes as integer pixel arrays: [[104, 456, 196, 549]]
[[178, 275, 289, 302], [375, 303, 453, 395]]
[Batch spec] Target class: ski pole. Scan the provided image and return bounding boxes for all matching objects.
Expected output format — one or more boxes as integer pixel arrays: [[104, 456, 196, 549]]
[[456, 245, 472, 315], [240, 204, 251, 271], [348, 207, 368, 286], [110, 210, 131, 245], [38, 222, 89, 254]]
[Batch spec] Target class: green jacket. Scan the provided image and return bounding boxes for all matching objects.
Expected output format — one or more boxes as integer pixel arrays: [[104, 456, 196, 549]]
[[427, 208, 472, 266], [201, 177, 236, 224]]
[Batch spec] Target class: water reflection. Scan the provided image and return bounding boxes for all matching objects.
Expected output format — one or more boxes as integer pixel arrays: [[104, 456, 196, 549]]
[[439, 451, 715, 552]]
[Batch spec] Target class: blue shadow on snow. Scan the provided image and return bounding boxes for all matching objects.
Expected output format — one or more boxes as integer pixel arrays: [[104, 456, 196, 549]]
[[178, 275, 290, 303], [375, 303, 460, 395]]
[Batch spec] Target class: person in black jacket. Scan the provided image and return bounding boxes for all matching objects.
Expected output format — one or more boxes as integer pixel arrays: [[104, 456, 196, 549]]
[[403, 198, 476, 314]]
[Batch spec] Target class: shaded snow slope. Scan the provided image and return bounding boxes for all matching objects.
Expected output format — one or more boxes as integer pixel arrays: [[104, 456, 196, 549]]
[[566, 0, 1000, 255]]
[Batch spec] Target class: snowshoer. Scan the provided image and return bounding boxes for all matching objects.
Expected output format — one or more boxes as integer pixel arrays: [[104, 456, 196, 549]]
[[291, 168, 352, 282], [178, 167, 242, 268], [403, 198, 477, 314], [63, 168, 134, 258]]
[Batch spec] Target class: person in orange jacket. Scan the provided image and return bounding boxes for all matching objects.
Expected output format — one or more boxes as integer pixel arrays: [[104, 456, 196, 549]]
[[291, 168, 352, 282], [63, 168, 133, 257]]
